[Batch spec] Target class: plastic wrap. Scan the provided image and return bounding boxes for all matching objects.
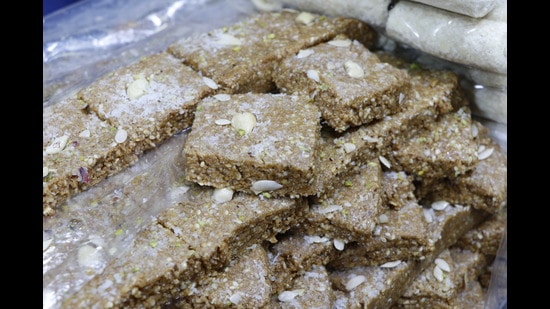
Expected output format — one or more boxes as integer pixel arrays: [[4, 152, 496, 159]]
[[43, 1, 507, 308]]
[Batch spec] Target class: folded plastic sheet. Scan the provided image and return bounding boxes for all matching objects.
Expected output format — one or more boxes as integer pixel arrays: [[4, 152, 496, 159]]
[[43, 1, 507, 308]]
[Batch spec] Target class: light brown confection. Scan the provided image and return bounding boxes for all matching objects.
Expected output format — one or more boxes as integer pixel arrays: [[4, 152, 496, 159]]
[[63, 188, 307, 308], [43, 97, 139, 216], [386, 106, 479, 180], [62, 221, 198, 309], [304, 160, 384, 242], [43, 8, 507, 309], [78, 52, 215, 156], [393, 247, 487, 308], [454, 207, 507, 257], [176, 244, 272, 308], [268, 229, 337, 294], [271, 265, 335, 309], [329, 259, 422, 309], [167, 10, 376, 93], [313, 66, 467, 201], [415, 121, 507, 214], [156, 189, 309, 273], [327, 202, 430, 269], [273, 36, 410, 132], [183, 93, 321, 197], [326, 204, 487, 309]]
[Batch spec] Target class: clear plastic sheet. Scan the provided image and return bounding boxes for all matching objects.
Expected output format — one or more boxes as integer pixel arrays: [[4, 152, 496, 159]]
[[43, 1, 507, 308]]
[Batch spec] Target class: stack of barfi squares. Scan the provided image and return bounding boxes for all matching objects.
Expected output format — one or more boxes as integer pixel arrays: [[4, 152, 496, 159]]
[[44, 9, 506, 309]]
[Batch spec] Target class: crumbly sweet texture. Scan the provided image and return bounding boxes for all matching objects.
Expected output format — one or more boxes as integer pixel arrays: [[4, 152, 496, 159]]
[[44, 9, 506, 309], [274, 36, 410, 132], [271, 265, 335, 309], [330, 260, 421, 309], [62, 221, 197, 308], [64, 188, 307, 308], [156, 189, 309, 274], [268, 229, 337, 294], [78, 52, 214, 155], [386, 106, 479, 180], [167, 10, 376, 93], [43, 97, 139, 216], [327, 202, 430, 269], [327, 205, 487, 309], [176, 244, 272, 308], [312, 66, 467, 201], [394, 247, 487, 308], [183, 93, 321, 197], [415, 121, 507, 214], [454, 207, 506, 257], [305, 160, 384, 242]]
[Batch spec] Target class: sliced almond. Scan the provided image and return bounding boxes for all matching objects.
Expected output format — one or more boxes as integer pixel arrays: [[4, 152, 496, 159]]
[[433, 265, 445, 282], [212, 187, 234, 203], [45, 135, 70, 154], [344, 61, 364, 78], [478, 147, 494, 160], [333, 239, 345, 251], [214, 119, 231, 125], [328, 39, 352, 47], [343, 142, 356, 153], [380, 260, 402, 268], [213, 94, 231, 101], [215, 33, 242, 45], [231, 112, 256, 135], [126, 77, 149, 99], [296, 49, 314, 59], [345, 275, 366, 291], [251, 180, 282, 193], [435, 258, 451, 272], [379, 155, 391, 168], [202, 76, 219, 89], [307, 69, 320, 83], [431, 200, 450, 211], [295, 12, 315, 25]]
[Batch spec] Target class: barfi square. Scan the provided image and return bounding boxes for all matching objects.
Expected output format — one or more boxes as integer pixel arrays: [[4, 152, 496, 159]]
[[184, 93, 321, 197], [78, 52, 215, 155], [274, 36, 410, 132], [167, 10, 376, 94], [43, 97, 139, 216]]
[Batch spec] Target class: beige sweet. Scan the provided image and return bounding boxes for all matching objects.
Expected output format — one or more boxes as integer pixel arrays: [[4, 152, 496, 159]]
[[271, 265, 335, 309], [327, 202, 430, 269], [78, 52, 215, 155], [313, 63, 467, 201], [268, 229, 337, 294], [274, 36, 410, 132], [386, 106, 479, 179], [176, 244, 272, 308], [43, 97, 139, 216], [415, 121, 507, 214], [305, 160, 384, 242], [168, 10, 376, 93], [183, 93, 321, 197], [327, 204, 487, 309], [394, 247, 487, 308], [63, 188, 307, 308]]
